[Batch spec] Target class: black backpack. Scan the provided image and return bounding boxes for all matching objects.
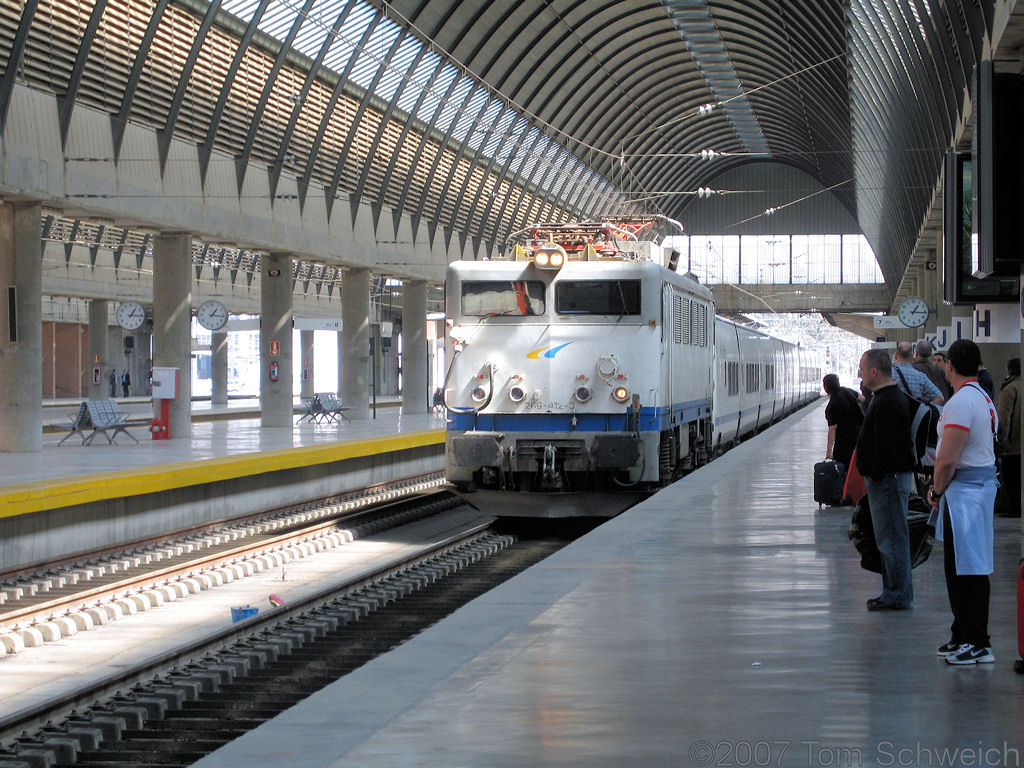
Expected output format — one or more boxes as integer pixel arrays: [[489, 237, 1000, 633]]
[[894, 367, 941, 471], [848, 493, 934, 573]]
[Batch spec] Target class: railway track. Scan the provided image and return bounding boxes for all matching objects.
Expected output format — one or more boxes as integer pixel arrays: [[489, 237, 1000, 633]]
[[0, 473, 446, 646], [0, 514, 598, 767]]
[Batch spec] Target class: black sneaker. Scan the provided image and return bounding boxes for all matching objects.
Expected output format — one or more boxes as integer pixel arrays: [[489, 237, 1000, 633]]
[[946, 644, 995, 665], [867, 598, 907, 611], [936, 640, 963, 656]]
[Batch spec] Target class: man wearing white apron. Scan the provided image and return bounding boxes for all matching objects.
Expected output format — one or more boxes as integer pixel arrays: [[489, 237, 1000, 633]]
[[928, 339, 999, 665]]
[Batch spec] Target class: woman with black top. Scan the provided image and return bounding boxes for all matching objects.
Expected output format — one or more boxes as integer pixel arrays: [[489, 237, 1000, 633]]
[[823, 373, 863, 471]]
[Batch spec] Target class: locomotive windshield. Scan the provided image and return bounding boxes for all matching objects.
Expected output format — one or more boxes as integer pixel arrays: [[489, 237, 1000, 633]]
[[461, 280, 545, 316], [555, 280, 641, 315]]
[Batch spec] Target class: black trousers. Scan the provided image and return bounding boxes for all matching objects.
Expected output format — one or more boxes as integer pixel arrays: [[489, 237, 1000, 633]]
[[943, 507, 991, 648], [1002, 453, 1021, 514]]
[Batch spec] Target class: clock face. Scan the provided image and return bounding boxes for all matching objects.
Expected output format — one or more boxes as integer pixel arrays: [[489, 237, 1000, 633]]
[[197, 300, 228, 331], [897, 296, 929, 328], [116, 301, 146, 330]]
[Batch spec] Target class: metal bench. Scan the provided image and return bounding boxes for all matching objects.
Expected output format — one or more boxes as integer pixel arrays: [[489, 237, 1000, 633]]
[[297, 398, 319, 423], [315, 392, 351, 423], [84, 400, 139, 445], [58, 401, 92, 445]]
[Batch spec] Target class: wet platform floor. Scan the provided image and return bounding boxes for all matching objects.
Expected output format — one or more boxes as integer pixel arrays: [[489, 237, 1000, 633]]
[[189, 401, 1024, 768]]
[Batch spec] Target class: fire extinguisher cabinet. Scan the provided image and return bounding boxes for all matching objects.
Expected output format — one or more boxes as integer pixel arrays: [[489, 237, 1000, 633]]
[[150, 366, 179, 440]]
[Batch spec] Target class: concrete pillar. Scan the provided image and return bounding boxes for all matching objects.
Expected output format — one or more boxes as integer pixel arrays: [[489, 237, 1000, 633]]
[[402, 280, 428, 414], [300, 329, 314, 399], [261, 252, 293, 427], [88, 299, 110, 400], [341, 269, 370, 420], [0, 202, 42, 452], [342, 331, 350, 393], [211, 330, 228, 405], [152, 233, 192, 439]]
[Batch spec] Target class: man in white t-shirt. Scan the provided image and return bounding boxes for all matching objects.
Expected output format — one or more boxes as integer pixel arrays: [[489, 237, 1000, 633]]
[[928, 339, 998, 665]]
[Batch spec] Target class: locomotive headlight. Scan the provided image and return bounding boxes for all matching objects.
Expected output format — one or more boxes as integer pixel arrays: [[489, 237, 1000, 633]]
[[574, 386, 592, 403], [612, 386, 630, 402], [471, 385, 488, 403], [533, 243, 567, 270], [509, 385, 527, 403]]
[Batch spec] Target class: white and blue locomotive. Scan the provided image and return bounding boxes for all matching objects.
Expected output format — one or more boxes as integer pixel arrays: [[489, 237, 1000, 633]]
[[443, 219, 820, 517]]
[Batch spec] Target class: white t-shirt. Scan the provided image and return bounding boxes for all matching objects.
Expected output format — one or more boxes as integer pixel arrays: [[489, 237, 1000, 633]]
[[936, 381, 998, 468]]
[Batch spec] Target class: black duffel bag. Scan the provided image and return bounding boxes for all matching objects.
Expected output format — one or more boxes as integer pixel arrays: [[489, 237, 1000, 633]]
[[848, 492, 934, 574]]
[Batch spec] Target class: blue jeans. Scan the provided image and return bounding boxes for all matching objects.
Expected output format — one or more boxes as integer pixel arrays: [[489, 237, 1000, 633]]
[[865, 472, 914, 607]]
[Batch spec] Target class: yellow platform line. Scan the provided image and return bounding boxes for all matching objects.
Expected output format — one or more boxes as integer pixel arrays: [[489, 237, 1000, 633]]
[[0, 429, 445, 520]]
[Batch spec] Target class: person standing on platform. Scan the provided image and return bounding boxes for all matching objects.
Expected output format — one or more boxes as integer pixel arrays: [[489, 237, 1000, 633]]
[[893, 341, 944, 404], [856, 348, 916, 611], [996, 358, 1021, 518], [977, 364, 996, 401], [109, 368, 117, 398], [928, 339, 999, 664], [121, 369, 131, 398], [822, 374, 862, 471], [913, 340, 952, 401]]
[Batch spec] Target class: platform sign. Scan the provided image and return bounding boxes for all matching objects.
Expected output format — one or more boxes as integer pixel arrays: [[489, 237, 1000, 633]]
[[873, 316, 909, 329], [1020, 279, 1024, 329], [974, 304, 1019, 343], [951, 316, 973, 342], [928, 328, 951, 351]]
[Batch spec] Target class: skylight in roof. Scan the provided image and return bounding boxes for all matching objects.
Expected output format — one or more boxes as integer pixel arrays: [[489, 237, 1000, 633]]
[[218, 0, 620, 222]]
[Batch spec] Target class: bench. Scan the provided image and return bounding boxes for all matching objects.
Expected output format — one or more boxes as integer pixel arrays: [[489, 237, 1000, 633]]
[[59, 400, 140, 445], [58, 401, 92, 446], [297, 392, 351, 424], [296, 392, 350, 424], [317, 392, 350, 423], [297, 398, 319, 424], [86, 400, 140, 445]]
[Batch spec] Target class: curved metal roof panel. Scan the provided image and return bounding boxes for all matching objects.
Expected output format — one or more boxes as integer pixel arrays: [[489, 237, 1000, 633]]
[[0, 0, 992, 292]]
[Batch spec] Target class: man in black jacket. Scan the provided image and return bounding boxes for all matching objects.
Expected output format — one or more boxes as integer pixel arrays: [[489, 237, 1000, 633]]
[[856, 348, 917, 611]]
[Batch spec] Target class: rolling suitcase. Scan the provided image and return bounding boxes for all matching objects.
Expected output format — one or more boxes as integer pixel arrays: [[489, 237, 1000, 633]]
[[814, 459, 845, 508]]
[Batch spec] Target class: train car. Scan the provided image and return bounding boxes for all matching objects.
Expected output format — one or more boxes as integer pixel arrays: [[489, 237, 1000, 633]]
[[442, 219, 821, 518], [710, 319, 819, 451]]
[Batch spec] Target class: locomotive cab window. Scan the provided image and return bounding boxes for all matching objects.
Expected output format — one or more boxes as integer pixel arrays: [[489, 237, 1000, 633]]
[[555, 280, 641, 315], [461, 280, 545, 316]]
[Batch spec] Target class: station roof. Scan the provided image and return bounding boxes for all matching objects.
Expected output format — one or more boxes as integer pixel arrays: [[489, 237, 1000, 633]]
[[3, 0, 1021, 301]]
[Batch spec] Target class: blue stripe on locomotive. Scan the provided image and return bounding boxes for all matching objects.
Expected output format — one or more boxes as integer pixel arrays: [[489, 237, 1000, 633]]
[[449, 398, 712, 432]]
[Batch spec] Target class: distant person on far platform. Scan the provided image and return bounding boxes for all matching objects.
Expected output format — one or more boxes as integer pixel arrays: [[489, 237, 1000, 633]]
[[122, 369, 131, 398], [913, 340, 952, 400], [997, 358, 1022, 518], [109, 368, 117, 398], [823, 374, 863, 471], [892, 342, 943, 404]]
